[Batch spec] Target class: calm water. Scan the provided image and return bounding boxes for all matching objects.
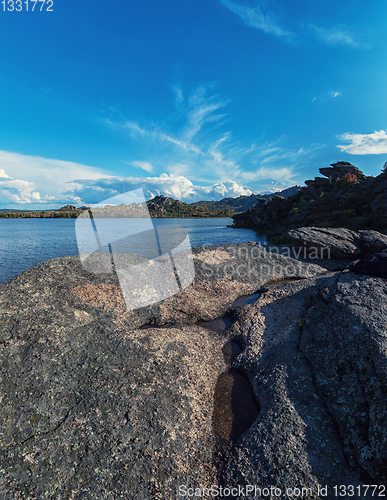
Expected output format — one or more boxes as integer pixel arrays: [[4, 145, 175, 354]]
[[0, 218, 266, 284]]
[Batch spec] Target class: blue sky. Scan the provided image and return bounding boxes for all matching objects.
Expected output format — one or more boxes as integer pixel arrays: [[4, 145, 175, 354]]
[[0, 0, 387, 208]]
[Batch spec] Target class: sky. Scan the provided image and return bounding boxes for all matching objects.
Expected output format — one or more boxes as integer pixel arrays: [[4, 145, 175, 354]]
[[0, 0, 387, 209]]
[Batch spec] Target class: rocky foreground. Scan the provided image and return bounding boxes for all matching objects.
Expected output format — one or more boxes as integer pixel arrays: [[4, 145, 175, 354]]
[[0, 243, 386, 499]]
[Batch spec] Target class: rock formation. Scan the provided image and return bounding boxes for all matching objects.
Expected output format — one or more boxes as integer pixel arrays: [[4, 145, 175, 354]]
[[222, 271, 387, 496], [232, 163, 387, 239], [1, 244, 387, 498], [319, 161, 368, 181], [287, 227, 387, 258]]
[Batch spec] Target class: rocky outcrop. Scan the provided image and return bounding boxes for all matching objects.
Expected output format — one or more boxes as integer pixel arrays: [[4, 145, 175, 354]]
[[301, 272, 387, 484], [287, 227, 387, 258], [232, 163, 387, 238], [1, 244, 387, 498], [319, 161, 368, 181], [0, 244, 325, 499], [222, 271, 387, 497]]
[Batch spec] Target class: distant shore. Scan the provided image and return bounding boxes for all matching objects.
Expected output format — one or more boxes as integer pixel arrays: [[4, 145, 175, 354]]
[[0, 201, 234, 219], [0, 211, 232, 219]]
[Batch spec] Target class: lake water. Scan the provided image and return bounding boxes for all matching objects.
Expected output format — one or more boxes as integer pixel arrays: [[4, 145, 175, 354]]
[[0, 218, 266, 284]]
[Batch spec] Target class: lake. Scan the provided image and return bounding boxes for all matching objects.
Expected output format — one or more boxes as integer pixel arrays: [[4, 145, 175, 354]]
[[0, 218, 266, 284]]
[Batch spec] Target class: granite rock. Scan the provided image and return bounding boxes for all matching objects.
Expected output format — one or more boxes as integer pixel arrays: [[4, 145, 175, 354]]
[[221, 272, 387, 498], [0, 244, 326, 499], [288, 227, 387, 258]]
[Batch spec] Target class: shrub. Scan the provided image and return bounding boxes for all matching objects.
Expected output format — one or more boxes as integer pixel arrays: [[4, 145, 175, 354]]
[[336, 173, 358, 188]]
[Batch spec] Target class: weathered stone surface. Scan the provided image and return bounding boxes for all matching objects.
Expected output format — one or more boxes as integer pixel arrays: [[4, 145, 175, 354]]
[[0, 322, 225, 499], [288, 227, 361, 258], [288, 227, 387, 258], [222, 273, 387, 498], [0, 245, 326, 499], [300, 272, 387, 484], [357, 229, 387, 253], [223, 277, 360, 498], [4, 244, 386, 499], [0, 256, 230, 499]]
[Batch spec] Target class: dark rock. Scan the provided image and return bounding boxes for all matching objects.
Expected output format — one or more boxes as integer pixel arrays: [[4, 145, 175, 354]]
[[288, 227, 387, 259], [288, 227, 361, 258], [349, 253, 387, 277], [222, 273, 387, 494], [357, 229, 387, 253], [370, 193, 387, 216], [320, 162, 367, 181], [373, 180, 387, 195], [300, 272, 387, 484], [232, 163, 387, 239]]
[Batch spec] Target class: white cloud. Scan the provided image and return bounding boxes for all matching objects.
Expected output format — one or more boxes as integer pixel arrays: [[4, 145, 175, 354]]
[[0, 178, 42, 204], [337, 130, 387, 155], [219, 0, 291, 38], [159, 133, 202, 154], [167, 163, 191, 176], [308, 24, 362, 47], [0, 150, 111, 206], [182, 85, 230, 143], [68, 173, 253, 204], [0, 168, 11, 179], [104, 85, 234, 178], [329, 91, 340, 98], [130, 161, 154, 173], [241, 166, 294, 183], [104, 118, 147, 137]]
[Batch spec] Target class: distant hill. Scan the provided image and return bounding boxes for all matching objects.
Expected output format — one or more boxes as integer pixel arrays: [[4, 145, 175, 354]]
[[261, 185, 302, 202], [190, 187, 301, 213], [189, 194, 260, 213], [146, 195, 233, 218], [0, 187, 301, 218]]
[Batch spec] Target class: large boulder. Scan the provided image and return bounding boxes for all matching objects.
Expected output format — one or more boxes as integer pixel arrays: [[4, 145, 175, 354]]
[[0, 245, 326, 499], [222, 272, 387, 497], [288, 227, 387, 259], [288, 227, 361, 258], [300, 271, 387, 484], [1, 244, 387, 498]]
